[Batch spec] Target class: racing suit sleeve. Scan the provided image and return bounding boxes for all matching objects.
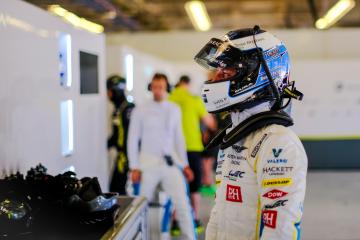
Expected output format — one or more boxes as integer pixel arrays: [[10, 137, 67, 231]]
[[256, 132, 307, 240], [173, 106, 189, 168], [127, 107, 142, 170]]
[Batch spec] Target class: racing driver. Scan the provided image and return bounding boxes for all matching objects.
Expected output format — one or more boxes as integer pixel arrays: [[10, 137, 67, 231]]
[[194, 26, 308, 240]]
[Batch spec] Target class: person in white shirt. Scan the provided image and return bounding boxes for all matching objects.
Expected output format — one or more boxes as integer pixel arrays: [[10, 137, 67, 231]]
[[127, 73, 196, 240]]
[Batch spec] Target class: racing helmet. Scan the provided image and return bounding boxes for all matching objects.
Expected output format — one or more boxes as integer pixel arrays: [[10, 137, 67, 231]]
[[195, 26, 301, 113], [106, 75, 127, 105]]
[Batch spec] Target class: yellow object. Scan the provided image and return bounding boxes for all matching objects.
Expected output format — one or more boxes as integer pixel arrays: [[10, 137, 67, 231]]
[[184, 1, 212, 31], [262, 178, 292, 188], [315, 0, 355, 29], [117, 152, 127, 173], [169, 87, 208, 151], [48, 5, 104, 34], [255, 196, 261, 240]]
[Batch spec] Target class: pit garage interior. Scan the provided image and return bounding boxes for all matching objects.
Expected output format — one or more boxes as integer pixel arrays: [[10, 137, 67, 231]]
[[1, 0, 360, 239]]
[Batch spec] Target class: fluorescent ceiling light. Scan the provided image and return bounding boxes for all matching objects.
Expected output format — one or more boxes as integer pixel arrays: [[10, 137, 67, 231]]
[[59, 33, 72, 88], [185, 1, 212, 31], [125, 54, 134, 91], [315, 0, 355, 29], [48, 5, 104, 34], [61, 100, 74, 157]]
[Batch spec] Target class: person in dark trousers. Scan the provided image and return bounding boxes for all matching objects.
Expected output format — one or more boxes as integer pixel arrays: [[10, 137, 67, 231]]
[[107, 75, 134, 195]]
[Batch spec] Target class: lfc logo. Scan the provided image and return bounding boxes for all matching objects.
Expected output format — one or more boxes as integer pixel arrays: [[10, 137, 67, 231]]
[[226, 184, 242, 202]]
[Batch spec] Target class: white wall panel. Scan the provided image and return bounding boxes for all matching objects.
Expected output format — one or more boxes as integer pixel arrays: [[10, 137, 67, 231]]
[[107, 28, 360, 62], [0, 0, 108, 189], [291, 60, 360, 137]]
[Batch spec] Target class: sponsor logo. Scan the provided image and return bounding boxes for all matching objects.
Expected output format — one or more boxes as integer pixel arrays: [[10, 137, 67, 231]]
[[231, 160, 241, 165], [264, 199, 288, 209], [263, 166, 293, 176], [226, 184, 243, 202], [262, 178, 292, 188], [232, 145, 247, 153], [213, 97, 228, 105], [264, 47, 280, 59], [263, 189, 288, 200], [213, 97, 230, 109], [267, 159, 288, 164], [262, 210, 277, 229], [251, 134, 268, 158], [229, 170, 245, 178], [236, 82, 256, 93], [231, 145, 247, 153], [234, 37, 265, 49], [225, 170, 245, 181], [227, 154, 247, 161], [272, 148, 283, 158]]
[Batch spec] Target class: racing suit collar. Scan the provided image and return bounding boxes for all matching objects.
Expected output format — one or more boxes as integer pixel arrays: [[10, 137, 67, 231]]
[[230, 102, 271, 128]]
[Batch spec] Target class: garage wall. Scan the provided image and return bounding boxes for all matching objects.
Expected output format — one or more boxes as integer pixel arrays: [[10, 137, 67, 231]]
[[106, 28, 360, 62], [0, 0, 109, 187], [107, 29, 360, 169]]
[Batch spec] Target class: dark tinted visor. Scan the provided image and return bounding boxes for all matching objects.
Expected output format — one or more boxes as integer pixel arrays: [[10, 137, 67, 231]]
[[194, 38, 242, 70]]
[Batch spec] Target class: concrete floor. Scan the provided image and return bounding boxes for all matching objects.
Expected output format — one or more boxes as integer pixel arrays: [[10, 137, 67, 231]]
[[196, 171, 360, 240]]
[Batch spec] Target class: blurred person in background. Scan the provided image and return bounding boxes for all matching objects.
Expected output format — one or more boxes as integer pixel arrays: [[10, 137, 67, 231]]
[[107, 75, 134, 195], [201, 112, 234, 195], [200, 115, 218, 193], [194, 26, 307, 240], [169, 75, 216, 234], [127, 73, 196, 240]]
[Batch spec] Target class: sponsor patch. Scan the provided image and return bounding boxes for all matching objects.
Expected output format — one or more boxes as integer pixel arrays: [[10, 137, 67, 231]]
[[272, 148, 283, 158], [226, 184, 243, 202], [213, 97, 230, 109], [263, 166, 293, 176], [262, 178, 292, 188], [232, 145, 247, 153], [264, 47, 280, 58], [225, 170, 245, 181], [227, 154, 246, 161], [264, 199, 288, 209], [231, 160, 241, 165], [263, 189, 288, 200], [262, 210, 278, 229], [251, 134, 268, 158], [229, 170, 245, 178], [267, 159, 288, 164]]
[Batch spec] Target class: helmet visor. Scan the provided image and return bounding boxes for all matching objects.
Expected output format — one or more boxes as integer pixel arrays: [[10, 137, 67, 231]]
[[194, 38, 242, 71]]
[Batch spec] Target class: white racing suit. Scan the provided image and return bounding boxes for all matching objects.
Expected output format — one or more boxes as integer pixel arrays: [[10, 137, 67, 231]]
[[206, 104, 307, 240]]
